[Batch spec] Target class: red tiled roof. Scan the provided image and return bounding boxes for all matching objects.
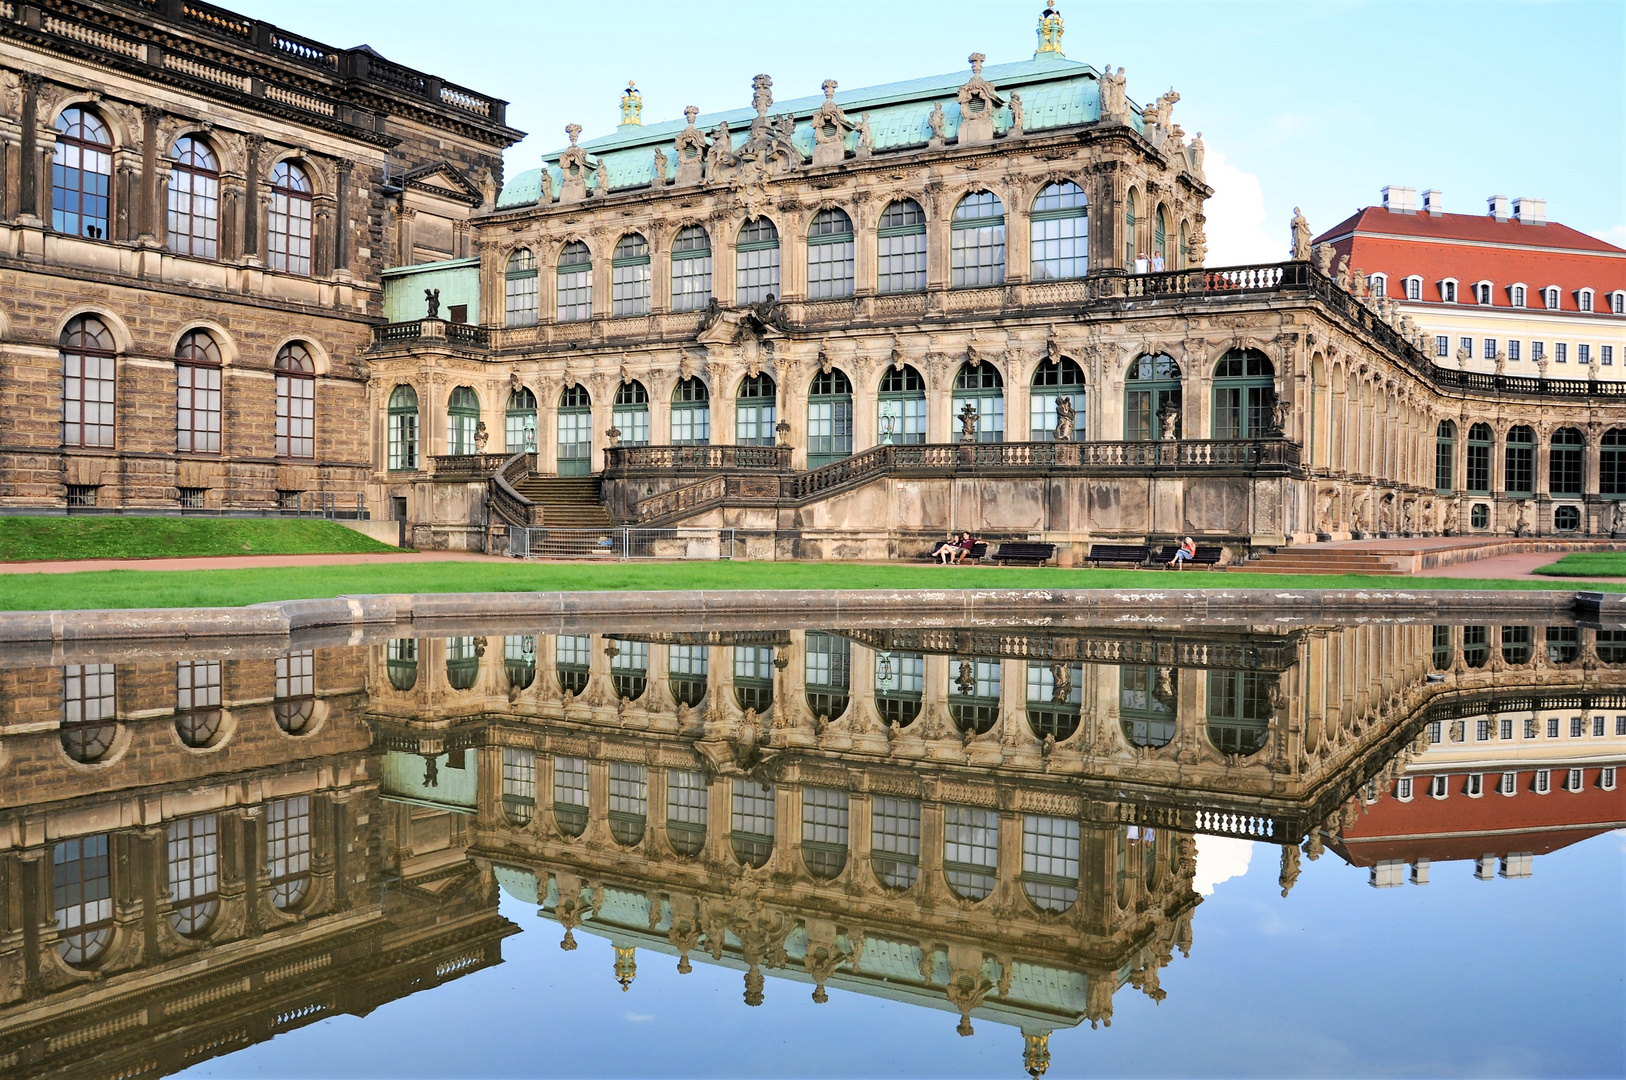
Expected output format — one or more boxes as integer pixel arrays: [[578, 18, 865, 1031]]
[[1311, 207, 1626, 312], [1334, 826, 1615, 867]]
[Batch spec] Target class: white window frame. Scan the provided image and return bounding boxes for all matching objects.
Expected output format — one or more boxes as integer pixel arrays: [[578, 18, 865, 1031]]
[[1439, 278, 1458, 303], [1609, 290, 1625, 315], [1577, 288, 1594, 313], [1404, 276, 1422, 301], [1498, 771, 1517, 796], [1564, 767, 1583, 791], [1395, 776, 1413, 802], [1602, 766, 1617, 791], [1534, 768, 1551, 794], [1367, 272, 1386, 298], [1542, 286, 1560, 310], [1428, 774, 1449, 800], [1509, 283, 1527, 307], [1473, 280, 1493, 305], [1465, 773, 1483, 797]]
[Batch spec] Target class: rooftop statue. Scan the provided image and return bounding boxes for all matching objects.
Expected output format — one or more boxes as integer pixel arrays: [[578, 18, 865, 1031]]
[[1099, 64, 1128, 123], [620, 80, 643, 127], [1291, 207, 1311, 261], [1008, 90, 1025, 137], [927, 102, 947, 148], [855, 112, 873, 158]]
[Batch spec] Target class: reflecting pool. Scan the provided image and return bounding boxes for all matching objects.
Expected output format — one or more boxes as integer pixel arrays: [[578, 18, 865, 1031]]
[[0, 617, 1620, 1078]]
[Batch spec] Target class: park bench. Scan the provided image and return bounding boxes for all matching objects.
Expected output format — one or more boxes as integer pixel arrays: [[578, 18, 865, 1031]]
[[919, 541, 989, 562], [1152, 543, 1225, 569], [1086, 543, 1150, 568], [993, 542, 1057, 566]]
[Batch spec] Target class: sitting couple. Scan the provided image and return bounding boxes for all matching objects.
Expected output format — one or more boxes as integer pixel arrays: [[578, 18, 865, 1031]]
[[933, 532, 978, 564]]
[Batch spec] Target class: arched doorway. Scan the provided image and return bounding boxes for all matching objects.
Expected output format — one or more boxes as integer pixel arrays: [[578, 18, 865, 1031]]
[[952, 363, 1004, 443], [557, 385, 592, 475], [807, 369, 853, 467]]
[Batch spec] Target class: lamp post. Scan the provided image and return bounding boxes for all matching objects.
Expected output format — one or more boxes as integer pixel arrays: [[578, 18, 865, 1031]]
[[880, 402, 897, 446]]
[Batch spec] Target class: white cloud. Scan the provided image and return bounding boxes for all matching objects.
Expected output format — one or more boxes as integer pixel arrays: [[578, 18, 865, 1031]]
[[624, 1012, 655, 1022], [1192, 834, 1255, 896], [1591, 225, 1626, 251], [1202, 148, 1284, 267]]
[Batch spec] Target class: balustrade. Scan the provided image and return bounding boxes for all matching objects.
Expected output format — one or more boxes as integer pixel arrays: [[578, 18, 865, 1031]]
[[606, 445, 791, 473]]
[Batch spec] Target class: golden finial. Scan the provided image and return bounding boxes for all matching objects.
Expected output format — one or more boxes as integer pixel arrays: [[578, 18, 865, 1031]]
[[1023, 1032, 1052, 1078], [614, 945, 638, 990], [620, 81, 643, 127], [1036, 4, 1065, 56]]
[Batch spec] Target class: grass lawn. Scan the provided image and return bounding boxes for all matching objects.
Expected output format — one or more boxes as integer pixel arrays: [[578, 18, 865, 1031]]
[[0, 560, 1618, 611], [0, 517, 401, 562], [1532, 552, 1626, 578]]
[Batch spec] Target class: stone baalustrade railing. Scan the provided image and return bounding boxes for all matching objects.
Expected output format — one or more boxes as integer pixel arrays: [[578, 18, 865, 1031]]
[[632, 438, 1300, 524], [431, 452, 514, 478], [604, 444, 792, 473]]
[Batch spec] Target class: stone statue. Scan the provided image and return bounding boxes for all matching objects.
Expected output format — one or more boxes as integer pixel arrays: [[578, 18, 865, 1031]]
[[1514, 499, 1532, 537], [593, 157, 610, 197], [1159, 402, 1180, 440], [652, 147, 668, 184], [424, 288, 440, 319], [1443, 501, 1459, 535], [1290, 207, 1311, 261], [927, 103, 946, 146], [1401, 500, 1414, 535], [704, 121, 733, 183], [1312, 243, 1334, 275], [538, 164, 554, 203], [1352, 268, 1368, 300], [1099, 65, 1128, 122], [1008, 91, 1024, 137], [473, 419, 489, 452], [958, 401, 979, 442], [855, 112, 873, 158], [1188, 131, 1206, 178], [1611, 501, 1626, 538], [1268, 397, 1288, 436], [1336, 255, 1350, 290], [1054, 396, 1075, 442]]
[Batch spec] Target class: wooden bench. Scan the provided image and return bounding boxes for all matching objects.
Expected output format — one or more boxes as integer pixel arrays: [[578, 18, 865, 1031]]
[[1152, 544, 1225, 569], [994, 541, 1057, 566], [1086, 543, 1150, 568], [920, 541, 988, 562]]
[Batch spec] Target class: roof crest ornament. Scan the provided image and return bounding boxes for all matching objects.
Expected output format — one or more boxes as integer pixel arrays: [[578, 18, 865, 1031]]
[[811, 79, 853, 166], [750, 74, 774, 130], [1036, 5, 1065, 56], [620, 81, 643, 127]]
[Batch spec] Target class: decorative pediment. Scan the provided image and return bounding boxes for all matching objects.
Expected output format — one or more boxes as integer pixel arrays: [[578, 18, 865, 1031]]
[[400, 160, 485, 206], [956, 54, 1005, 145]]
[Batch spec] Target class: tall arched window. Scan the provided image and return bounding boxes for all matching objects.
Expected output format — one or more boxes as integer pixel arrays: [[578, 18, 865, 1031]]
[[446, 386, 480, 455], [943, 804, 998, 900], [1021, 815, 1080, 912], [274, 650, 315, 734], [872, 794, 921, 889], [610, 233, 651, 317], [608, 761, 648, 846], [878, 365, 926, 444], [1550, 427, 1584, 496], [556, 241, 593, 321], [952, 363, 1005, 442], [274, 343, 315, 458], [874, 651, 924, 727], [501, 746, 536, 826], [1179, 220, 1189, 270], [948, 658, 1001, 734], [167, 814, 219, 936], [670, 225, 712, 311], [807, 369, 854, 467], [52, 107, 112, 239], [168, 136, 219, 259], [1601, 428, 1626, 497], [504, 634, 536, 691], [386, 639, 418, 691], [445, 636, 480, 690], [950, 191, 1005, 287], [175, 660, 222, 748], [1124, 354, 1181, 441], [1120, 665, 1177, 747], [666, 768, 708, 856], [61, 315, 116, 449], [557, 384, 592, 475], [804, 632, 851, 722], [506, 387, 537, 452], [1505, 425, 1536, 496], [730, 777, 775, 868], [265, 796, 312, 911], [1206, 670, 1274, 756], [1211, 349, 1275, 439], [555, 635, 590, 696], [667, 645, 708, 708], [1025, 661, 1082, 741], [553, 755, 589, 837], [267, 161, 313, 276], [877, 199, 926, 294], [53, 835, 113, 965], [388, 385, 419, 470], [735, 217, 780, 303], [1435, 420, 1455, 493], [1124, 188, 1138, 266], [735, 372, 777, 446], [612, 380, 650, 447], [175, 330, 222, 454], [1029, 358, 1086, 441], [61, 663, 117, 763], [733, 646, 775, 714], [807, 208, 855, 299], [1153, 205, 1168, 265], [1466, 423, 1493, 494], [1029, 181, 1088, 281], [672, 378, 710, 445], [801, 786, 850, 879], [504, 249, 538, 327]]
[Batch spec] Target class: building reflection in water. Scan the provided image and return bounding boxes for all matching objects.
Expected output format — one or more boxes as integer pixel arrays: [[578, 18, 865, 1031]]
[[0, 619, 1621, 1078]]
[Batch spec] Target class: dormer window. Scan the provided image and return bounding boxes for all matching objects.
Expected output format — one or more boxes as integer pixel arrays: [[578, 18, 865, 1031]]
[[1510, 283, 1527, 307], [1578, 288, 1594, 313], [1473, 281, 1493, 305], [1369, 273, 1386, 298], [1543, 286, 1560, 310], [1404, 276, 1422, 301], [1611, 291, 1625, 314], [1440, 279, 1458, 303]]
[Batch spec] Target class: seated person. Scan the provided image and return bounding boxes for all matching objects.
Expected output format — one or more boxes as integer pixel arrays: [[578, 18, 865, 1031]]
[[951, 532, 979, 564], [1168, 536, 1197, 569], [933, 532, 974, 564]]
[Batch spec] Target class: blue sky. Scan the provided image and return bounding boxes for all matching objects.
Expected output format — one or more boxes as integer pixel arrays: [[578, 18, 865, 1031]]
[[231, 0, 1625, 265]]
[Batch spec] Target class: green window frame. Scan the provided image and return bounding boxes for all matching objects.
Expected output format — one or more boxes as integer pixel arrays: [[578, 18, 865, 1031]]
[[1211, 349, 1275, 439], [1119, 664, 1177, 748], [735, 372, 777, 447], [807, 369, 854, 467], [874, 651, 923, 727], [1124, 188, 1138, 267], [610, 233, 651, 317], [1025, 661, 1082, 741], [557, 385, 592, 476], [671, 377, 711, 445], [1029, 181, 1087, 281], [1435, 420, 1455, 493], [950, 191, 1005, 288], [1124, 353, 1181, 441], [556, 240, 592, 322], [877, 199, 926, 294], [670, 225, 712, 312], [1466, 423, 1493, 494], [877, 365, 926, 445], [735, 217, 780, 304], [952, 363, 1004, 443], [806, 208, 855, 299], [1029, 357, 1086, 441], [1549, 427, 1583, 496], [504, 248, 538, 327], [612, 380, 650, 448], [1602, 428, 1626, 497], [1205, 669, 1275, 756], [1505, 425, 1535, 496], [505, 387, 537, 453], [446, 386, 480, 455], [948, 657, 1002, 735]]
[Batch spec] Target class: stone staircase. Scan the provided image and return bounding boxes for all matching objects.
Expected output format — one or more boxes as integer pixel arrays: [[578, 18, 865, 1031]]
[[1233, 548, 1408, 575], [511, 476, 615, 528]]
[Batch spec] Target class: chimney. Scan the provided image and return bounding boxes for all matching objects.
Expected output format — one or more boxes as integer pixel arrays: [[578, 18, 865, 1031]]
[[1513, 197, 1546, 226], [1487, 195, 1510, 222], [1381, 185, 1417, 214], [1422, 189, 1443, 216]]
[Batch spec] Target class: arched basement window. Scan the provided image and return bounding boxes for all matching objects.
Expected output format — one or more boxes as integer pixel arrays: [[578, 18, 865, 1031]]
[[504, 634, 536, 690]]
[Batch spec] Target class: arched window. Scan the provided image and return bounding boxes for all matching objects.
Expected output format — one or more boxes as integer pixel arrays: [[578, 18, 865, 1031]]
[[557, 384, 592, 475], [388, 385, 419, 470], [506, 387, 537, 452], [608, 762, 647, 846], [1179, 220, 1189, 270], [671, 378, 710, 445], [1120, 665, 1176, 747], [1153, 205, 1168, 265], [446, 386, 480, 455], [948, 657, 1001, 734], [1579, 288, 1594, 313], [610, 640, 648, 700], [501, 747, 536, 826], [802, 787, 850, 879], [175, 330, 222, 454], [733, 646, 774, 714], [943, 804, 997, 900], [168, 136, 219, 259], [1435, 420, 1456, 493], [53, 835, 113, 965], [1550, 427, 1584, 496], [1029, 181, 1088, 281], [612, 381, 650, 447], [175, 660, 222, 748], [1505, 425, 1536, 496], [670, 225, 712, 311], [267, 161, 313, 276], [1542, 286, 1560, 310], [735, 372, 777, 447], [274, 650, 315, 734], [807, 209, 855, 299], [1511, 284, 1527, 307], [1369, 274, 1387, 299], [61, 315, 116, 449], [666, 769, 708, 857], [52, 107, 112, 239], [445, 635, 480, 690], [1474, 281, 1492, 305], [553, 755, 589, 837], [1601, 429, 1626, 497], [1022, 815, 1079, 912], [265, 796, 311, 911], [556, 241, 593, 321], [950, 191, 1005, 287], [871, 795, 921, 889], [667, 644, 708, 708], [807, 369, 853, 467], [874, 650, 923, 727], [386, 639, 418, 692], [504, 634, 536, 690], [952, 363, 1004, 443], [610, 233, 651, 317], [274, 343, 315, 459], [1025, 661, 1082, 741], [1211, 349, 1275, 439], [877, 199, 926, 294], [804, 632, 850, 721], [735, 217, 780, 303], [1206, 670, 1274, 756], [730, 778, 775, 868], [1466, 423, 1493, 495], [1501, 626, 1533, 665], [504, 249, 538, 326], [1124, 188, 1138, 267], [1124, 354, 1181, 441], [61, 663, 117, 763], [878, 365, 926, 444], [167, 814, 220, 936], [555, 634, 590, 696], [1029, 358, 1086, 441]]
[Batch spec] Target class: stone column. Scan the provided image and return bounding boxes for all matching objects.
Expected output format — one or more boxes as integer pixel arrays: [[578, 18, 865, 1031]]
[[649, 230, 670, 316], [1004, 183, 1029, 285], [16, 74, 41, 221], [334, 161, 351, 275], [242, 136, 263, 262], [138, 106, 161, 244]]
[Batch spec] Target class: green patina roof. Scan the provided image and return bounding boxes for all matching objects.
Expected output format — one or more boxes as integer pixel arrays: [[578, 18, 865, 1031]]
[[497, 51, 1138, 209]]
